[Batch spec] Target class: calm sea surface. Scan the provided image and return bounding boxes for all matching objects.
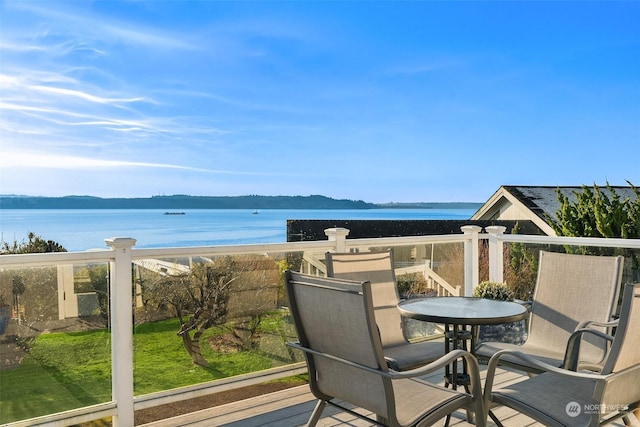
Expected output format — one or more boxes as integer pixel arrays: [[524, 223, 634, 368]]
[[0, 209, 476, 252]]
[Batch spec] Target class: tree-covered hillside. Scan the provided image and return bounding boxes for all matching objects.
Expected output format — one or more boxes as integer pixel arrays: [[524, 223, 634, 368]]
[[0, 194, 376, 210]]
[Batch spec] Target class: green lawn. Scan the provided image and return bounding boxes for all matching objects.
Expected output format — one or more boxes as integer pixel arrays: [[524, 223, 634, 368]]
[[132, 318, 276, 394], [1, 329, 113, 422], [0, 314, 297, 424]]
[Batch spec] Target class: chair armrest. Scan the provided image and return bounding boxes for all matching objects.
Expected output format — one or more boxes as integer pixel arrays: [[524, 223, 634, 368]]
[[386, 349, 476, 379], [287, 341, 470, 379], [563, 327, 615, 371], [287, 341, 399, 378], [287, 342, 483, 397], [576, 318, 619, 329], [391, 349, 485, 414]]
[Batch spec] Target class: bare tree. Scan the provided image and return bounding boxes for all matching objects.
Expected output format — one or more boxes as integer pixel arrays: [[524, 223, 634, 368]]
[[142, 254, 283, 365], [146, 257, 236, 366]]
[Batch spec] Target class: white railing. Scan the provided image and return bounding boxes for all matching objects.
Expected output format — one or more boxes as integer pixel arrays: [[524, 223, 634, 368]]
[[326, 225, 482, 296], [0, 226, 639, 427], [395, 263, 461, 296], [484, 225, 640, 283]]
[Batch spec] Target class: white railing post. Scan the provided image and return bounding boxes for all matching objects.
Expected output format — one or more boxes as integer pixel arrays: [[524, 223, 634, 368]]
[[324, 227, 350, 253], [106, 237, 136, 427], [461, 225, 482, 296], [485, 226, 506, 283]]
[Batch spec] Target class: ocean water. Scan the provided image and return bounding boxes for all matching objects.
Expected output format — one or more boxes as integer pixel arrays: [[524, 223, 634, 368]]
[[0, 209, 476, 252]]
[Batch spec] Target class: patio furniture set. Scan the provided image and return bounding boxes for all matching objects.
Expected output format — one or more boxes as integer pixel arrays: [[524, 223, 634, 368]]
[[285, 249, 640, 427]]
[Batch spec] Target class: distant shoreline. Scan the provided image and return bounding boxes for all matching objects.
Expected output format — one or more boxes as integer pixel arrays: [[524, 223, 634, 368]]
[[374, 202, 482, 209], [0, 195, 482, 210]]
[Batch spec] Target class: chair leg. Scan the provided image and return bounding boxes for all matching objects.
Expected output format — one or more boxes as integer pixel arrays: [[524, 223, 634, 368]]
[[488, 409, 506, 427], [306, 400, 327, 427]]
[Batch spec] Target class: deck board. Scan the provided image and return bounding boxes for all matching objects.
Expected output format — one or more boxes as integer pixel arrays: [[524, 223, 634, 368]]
[[139, 365, 627, 427]]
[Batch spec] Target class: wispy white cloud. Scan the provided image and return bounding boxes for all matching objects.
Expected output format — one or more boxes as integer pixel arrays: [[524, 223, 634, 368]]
[[384, 58, 465, 77], [0, 149, 302, 178], [0, 61, 230, 156], [0, 41, 47, 53], [1, 101, 150, 132], [6, 1, 197, 51], [0, 72, 147, 111], [29, 85, 149, 105], [0, 149, 188, 170]]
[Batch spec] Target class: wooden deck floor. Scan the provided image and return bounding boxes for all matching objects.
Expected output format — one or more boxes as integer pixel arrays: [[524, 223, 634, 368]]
[[139, 364, 628, 427]]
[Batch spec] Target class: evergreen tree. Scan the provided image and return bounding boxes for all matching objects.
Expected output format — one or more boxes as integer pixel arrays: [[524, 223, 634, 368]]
[[0, 233, 66, 328], [1, 232, 67, 254], [548, 181, 639, 277], [505, 223, 538, 300]]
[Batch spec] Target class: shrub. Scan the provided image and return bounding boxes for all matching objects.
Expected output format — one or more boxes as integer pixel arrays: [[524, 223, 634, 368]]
[[396, 272, 435, 297], [472, 281, 514, 301]]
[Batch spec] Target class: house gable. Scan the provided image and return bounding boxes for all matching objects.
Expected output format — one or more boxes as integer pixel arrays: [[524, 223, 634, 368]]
[[471, 186, 555, 235], [472, 185, 638, 236]]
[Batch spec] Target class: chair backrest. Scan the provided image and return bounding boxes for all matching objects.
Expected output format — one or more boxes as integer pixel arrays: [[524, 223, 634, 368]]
[[526, 251, 623, 363], [284, 270, 392, 418], [325, 250, 406, 347], [602, 283, 640, 374]]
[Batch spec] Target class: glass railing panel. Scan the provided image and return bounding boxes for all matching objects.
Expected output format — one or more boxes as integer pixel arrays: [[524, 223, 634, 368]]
[[502, 242, 640, 305], [333, 242, 466, 340], [488, 242, 640, 347], [343, 242, 466, 296], [0, 262, 112, 424], [132, 250, 305, 396]]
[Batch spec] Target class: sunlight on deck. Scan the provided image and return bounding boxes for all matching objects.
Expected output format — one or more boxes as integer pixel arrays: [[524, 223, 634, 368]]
[[139, 364, 624, 427]]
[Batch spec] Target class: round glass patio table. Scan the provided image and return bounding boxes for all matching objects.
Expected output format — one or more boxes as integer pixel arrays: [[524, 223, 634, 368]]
[[398, 296, 527, 326], [398, 296, 528, 391]]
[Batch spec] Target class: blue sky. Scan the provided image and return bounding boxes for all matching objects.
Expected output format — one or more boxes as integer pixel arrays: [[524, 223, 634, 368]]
[[1, 1, 638, 203]]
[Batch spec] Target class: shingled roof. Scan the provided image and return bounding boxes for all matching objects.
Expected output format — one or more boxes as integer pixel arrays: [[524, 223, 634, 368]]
[[472, 185, 638, 235]]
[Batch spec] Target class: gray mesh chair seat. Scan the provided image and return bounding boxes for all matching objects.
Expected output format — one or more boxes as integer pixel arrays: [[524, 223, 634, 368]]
[[384, 341, 444, 371], [325, 250, 443, 371], [475, 251, 624, 373], [474, 341, 570, 369], [284, 271, 486, 427], [483, 283, 640, 427]]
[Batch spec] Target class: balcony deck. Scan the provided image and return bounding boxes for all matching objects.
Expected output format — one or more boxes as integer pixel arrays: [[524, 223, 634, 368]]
[[139, 364, 628, 427], [2, 232, 638, 426]]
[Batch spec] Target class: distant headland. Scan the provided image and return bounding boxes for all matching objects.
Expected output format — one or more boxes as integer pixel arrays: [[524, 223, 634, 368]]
[[0, 195, 482, 210]]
